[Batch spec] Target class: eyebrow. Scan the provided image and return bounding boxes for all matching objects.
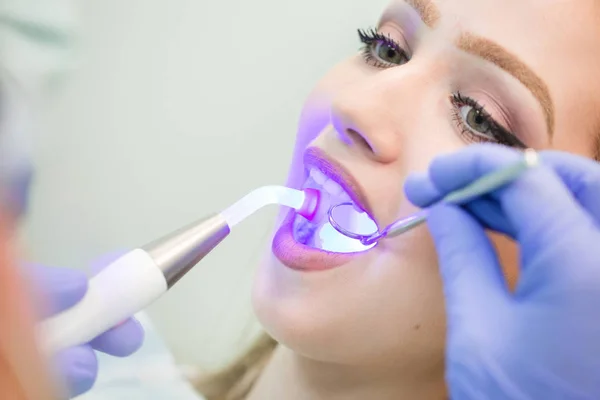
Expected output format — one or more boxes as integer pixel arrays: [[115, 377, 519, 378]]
[[403, 0, 440, 27], [392, 0, 555, 136], [457, 32, 555, 135]]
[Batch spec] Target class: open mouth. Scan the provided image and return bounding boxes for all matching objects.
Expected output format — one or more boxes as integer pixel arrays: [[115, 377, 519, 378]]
[[293, 167, 377, 253], [272, 147, 380, 272]]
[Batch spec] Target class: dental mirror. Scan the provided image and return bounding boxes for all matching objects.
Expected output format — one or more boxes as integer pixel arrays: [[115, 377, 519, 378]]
[[327, 203, 381, 245]]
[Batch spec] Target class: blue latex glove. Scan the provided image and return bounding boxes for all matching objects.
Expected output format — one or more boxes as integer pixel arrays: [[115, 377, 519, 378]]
[[26, 262, 145, 398], [404, 143, 600, 400]]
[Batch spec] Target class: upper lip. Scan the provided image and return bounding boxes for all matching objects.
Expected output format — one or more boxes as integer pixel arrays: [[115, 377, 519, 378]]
[[303, 147, 374, 218]]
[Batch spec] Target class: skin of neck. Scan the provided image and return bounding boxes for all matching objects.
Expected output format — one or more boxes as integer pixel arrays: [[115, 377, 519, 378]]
[[247, 345, 447, 400]]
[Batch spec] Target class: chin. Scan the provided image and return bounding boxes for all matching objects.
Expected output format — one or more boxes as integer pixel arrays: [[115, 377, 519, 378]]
[[251, 249, 377, 364], [251, 247, 447, 369]]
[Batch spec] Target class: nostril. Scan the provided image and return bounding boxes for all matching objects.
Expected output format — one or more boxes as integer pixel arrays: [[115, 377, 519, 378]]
[[346, 129, 375, 154]]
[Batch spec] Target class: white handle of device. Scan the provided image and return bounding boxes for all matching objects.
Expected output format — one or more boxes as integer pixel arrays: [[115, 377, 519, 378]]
[[38, 249, 168, 355]]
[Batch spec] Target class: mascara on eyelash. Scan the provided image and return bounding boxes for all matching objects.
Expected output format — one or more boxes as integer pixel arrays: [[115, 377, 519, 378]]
[[451, 93, 526, 148], [357, 27, 408, 68]]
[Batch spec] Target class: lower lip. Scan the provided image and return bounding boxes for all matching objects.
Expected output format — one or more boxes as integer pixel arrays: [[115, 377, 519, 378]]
[[272, 209, 363, 271]]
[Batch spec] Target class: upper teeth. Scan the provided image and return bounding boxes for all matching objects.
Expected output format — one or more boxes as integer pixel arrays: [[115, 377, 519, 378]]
[[304, 167, 356, 224], [323, 180, 343, 197], [309, 168, 345, 197], [310, 168, 327, 185], [296, 167, 377, 253]]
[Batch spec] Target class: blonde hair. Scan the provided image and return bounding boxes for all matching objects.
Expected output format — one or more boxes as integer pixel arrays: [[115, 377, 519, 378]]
[[192, 333, 277, 400]]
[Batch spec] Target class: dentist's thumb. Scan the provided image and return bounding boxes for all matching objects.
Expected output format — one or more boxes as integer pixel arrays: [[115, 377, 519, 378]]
[[427, 204, 508, 325]]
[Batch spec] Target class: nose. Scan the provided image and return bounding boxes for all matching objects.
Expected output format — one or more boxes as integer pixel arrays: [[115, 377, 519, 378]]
[[330, 67, 433, 164]]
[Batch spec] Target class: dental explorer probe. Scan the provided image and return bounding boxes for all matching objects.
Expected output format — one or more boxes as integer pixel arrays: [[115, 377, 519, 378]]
[[39, 186, 320, 355]]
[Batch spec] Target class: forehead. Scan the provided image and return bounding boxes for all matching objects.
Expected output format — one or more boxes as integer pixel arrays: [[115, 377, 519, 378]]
[[384, 0, 600, 154]]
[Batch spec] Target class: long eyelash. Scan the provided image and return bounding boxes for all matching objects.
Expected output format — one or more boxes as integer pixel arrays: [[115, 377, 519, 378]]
[[451, 93, 526, 148], [357, 28, 407, 68]]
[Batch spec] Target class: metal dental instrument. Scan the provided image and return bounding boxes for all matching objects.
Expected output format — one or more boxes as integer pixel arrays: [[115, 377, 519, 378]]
[[39, 186, 320, 355], [329, 149, 541, 246]]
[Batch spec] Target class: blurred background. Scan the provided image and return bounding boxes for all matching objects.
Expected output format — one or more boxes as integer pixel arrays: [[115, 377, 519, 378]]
[[13, 0, 388, 372]]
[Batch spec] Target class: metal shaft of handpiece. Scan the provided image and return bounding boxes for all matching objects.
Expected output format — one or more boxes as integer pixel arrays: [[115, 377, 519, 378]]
[[143, 214, 230, 288], [377, 153, 538, 241]]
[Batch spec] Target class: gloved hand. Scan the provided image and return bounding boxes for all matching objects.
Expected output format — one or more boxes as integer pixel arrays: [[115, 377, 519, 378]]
[[26, 262, 145, 398], [404, 143, 600, 400]]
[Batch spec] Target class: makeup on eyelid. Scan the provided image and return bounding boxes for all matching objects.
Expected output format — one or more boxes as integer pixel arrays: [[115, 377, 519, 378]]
[[451, 65, 547, 148], [378, 1, 432, 38], [450, 92, 526, 148], [461, 90, 514, 132], [378, 23, 413, 55]]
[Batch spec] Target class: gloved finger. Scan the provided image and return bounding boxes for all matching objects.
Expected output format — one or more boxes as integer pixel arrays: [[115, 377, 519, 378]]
[[89, 317, 144, 357], [540, 151, 600, 223], [404, 171, 442, 207], [427, 204, 508, 322], [464, 197, 516, 238], [415, 144, 595, 252], [86, 250, 145, 356], [54, 345, 98, 397], [23, 264, 88, 318]]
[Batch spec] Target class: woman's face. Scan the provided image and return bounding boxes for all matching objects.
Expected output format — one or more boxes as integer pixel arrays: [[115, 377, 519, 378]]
[[252, 0, 600, 375]]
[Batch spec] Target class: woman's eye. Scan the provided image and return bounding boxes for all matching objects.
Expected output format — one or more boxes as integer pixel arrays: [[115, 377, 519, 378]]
[[373, 41, 406, 65], [450, 93, 526, 148], [459, 105, 492, 136], [358, 28, 409, 68]]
